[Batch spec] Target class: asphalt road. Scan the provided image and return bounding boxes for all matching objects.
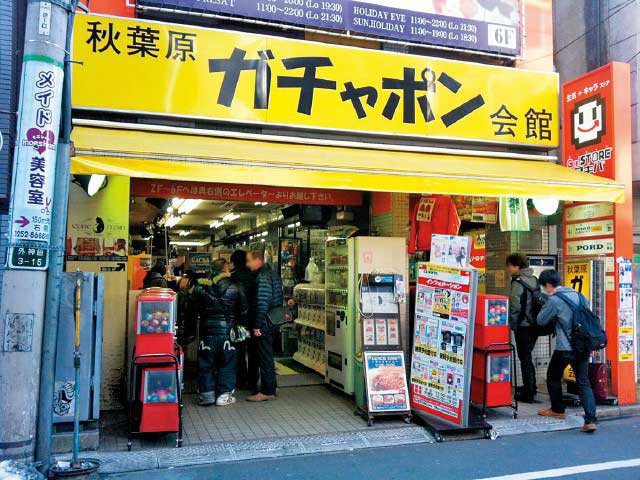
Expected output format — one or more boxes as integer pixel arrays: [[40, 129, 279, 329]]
[[104, 416, 640, 480]]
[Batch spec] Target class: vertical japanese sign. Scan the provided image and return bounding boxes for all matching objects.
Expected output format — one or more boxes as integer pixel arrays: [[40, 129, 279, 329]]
[[8, 59, 64, 270], [72, 14, 557, 147], [562, 63, 636, 403], [410, 263, 478, 427]]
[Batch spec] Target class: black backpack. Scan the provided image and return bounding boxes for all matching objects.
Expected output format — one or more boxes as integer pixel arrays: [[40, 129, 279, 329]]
[[554, 291, 607, 355], [515, 277, 552, 335]]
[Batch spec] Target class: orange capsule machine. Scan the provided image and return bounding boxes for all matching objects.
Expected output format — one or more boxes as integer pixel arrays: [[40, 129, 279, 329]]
[[129, 288, 183, 449], [471, 294, 517, 418]]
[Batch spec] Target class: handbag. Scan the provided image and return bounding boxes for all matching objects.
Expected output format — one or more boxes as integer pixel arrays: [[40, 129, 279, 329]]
[[266, 269, 292, 326]]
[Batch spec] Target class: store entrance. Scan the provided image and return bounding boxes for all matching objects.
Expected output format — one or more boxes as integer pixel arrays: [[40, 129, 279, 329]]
[[99, 185, 411, 451]]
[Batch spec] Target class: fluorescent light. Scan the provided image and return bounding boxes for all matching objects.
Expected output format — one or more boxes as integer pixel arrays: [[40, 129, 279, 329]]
[[223, 212, 240, 222], [209, 220, 224, 229], [532, 198, 559, 215], [287, 223, 296, 229], [171, 239, 211, 247], [254, 201, 268, 206], [179, 199, 201, 215], [295, 221, 301, 227], [261, 238, 265, 242], [261, 231, 268, 237], [165, 215, 181, 228], [178, 230, 190, 237]]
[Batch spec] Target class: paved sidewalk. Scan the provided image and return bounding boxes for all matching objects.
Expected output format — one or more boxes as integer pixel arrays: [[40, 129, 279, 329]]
[[60, 386, 640, 476]]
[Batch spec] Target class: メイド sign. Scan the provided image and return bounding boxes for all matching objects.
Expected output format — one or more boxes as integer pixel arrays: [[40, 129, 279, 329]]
[[8, 58, 64, 270]]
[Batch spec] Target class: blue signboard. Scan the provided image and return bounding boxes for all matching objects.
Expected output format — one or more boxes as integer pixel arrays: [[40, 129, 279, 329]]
[[138, 0, 521, 56]]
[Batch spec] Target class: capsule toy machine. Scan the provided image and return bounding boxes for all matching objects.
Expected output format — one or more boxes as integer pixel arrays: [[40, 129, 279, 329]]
[[135, 288, 177, 357], [471, 294, 516, 417], [129, 288, 183, 449]]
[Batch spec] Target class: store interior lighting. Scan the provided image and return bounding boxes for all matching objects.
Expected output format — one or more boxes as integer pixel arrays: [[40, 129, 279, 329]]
[[164, 198, 202, 229], [178, 230, 190, 236], [254, 202, 268, 206], [532, 197, 560, 215], [171, 239, 211, 247], [222, 212, 240, 222], [209, 220, 224, 229]]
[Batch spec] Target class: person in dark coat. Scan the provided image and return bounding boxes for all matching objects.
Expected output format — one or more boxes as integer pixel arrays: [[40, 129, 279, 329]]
[[143, 261, 168, 289], [246, 250, 283, 402], [229, 250, 257, 390], [190, 259, 247, 406], [507, 253, 540, 403]]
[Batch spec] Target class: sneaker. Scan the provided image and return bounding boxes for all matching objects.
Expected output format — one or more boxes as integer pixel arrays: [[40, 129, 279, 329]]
[[538, 408, 567, 419], [216, 392, 237, 406], [246, 392, 276, 402], [581, 423, 597, 433]]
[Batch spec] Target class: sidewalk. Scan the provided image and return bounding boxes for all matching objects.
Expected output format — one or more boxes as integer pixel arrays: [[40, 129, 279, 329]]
[[60, 385, 640, 476]]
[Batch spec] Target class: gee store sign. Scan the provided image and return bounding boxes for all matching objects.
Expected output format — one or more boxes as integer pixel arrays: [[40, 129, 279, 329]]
[[72, 14, 558, 148]]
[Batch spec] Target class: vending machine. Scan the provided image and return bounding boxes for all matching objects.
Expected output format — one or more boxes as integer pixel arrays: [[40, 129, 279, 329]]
[[325, 237, 407, 395], [471, 294, 516, 417]]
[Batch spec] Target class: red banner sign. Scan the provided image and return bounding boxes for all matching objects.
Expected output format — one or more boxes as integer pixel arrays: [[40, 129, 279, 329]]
[[130, 179, 363, 206]]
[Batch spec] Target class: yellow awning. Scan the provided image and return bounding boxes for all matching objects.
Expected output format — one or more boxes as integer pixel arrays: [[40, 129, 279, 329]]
[[71, 126, 625, 203]]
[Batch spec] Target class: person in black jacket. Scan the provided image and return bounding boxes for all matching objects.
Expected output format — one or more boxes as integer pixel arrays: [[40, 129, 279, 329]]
[[143, 261, 168, 289], [229, 250, 257, 390], [246, 249, 283, 402], [190, 259, 247, 406]]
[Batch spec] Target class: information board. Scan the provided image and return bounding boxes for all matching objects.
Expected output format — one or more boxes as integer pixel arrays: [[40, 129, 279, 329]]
[[364, 351, 410, 414], [138, 0, 521, 55], [410, 262, 478, 427]]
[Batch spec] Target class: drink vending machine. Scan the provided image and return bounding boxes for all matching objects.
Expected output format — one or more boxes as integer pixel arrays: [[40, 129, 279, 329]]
[[128, 288, 183, 450], [470, 294, 517, 418]]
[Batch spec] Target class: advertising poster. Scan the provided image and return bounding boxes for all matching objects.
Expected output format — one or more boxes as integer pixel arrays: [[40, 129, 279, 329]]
[[66, 176, 130, 262], [564, 261, 592, 300], [410, 263, 477, 427], [430, 234, 472, 268], [189, 253, 213, 274], [471, 197, 498, 224], [137, 0, 521, 55], [364, 352, 410, 413]]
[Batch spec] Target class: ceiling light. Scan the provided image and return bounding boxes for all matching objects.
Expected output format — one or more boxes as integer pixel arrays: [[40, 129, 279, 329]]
[[287, 223, 296, 229], [74, 174, 108, 197], [254, 201, 268, 206], [165, 215, 181, 228], [210, 220, 224, 229], [261, 231, 268, 237], [178, 230, 190, 237], [295, 221, 301, 227], [532, 198, 559, 216], [261, 238, 265, 242], [179, 199, 201, 215], [171, 239, 211, 247], [223, 212, 240, 222]]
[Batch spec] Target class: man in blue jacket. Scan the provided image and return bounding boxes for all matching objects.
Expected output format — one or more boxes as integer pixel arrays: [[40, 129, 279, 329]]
[[246, 250, 283, 402], [536, 269, 597, 433]]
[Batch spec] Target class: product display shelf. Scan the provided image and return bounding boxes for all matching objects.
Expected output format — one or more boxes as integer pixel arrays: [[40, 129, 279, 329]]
[[292, 351, 326, 376], [294, 318, 325, 332]]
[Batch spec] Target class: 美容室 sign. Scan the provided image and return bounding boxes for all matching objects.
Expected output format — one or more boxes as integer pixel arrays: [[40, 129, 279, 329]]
[[8, 59, 64, 270], [73, 14, 557, 148]]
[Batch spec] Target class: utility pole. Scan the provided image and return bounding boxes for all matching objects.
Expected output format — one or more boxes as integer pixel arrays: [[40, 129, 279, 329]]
[[0, 0, 75, 464]]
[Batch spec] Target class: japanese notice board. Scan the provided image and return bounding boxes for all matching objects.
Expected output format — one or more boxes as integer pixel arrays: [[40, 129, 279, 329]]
[[410, 262, 478, 427], [8, 58, 64, 270], [73, 14, 557, 148], [137, 0, 522, 56]]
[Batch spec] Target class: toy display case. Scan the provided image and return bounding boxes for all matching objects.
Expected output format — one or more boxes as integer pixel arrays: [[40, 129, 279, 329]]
[[134, 288, 177, 358], [471, 294, 517, 418], [139, 366, 181, 433]]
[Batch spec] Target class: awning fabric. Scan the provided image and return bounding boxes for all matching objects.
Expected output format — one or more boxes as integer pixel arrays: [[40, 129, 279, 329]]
[[71, 126, 625, 203]]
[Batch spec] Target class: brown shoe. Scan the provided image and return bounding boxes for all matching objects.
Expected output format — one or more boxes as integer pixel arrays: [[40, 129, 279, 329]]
[[246, 392, 276, 402], [581, 423, 597, 433], [538, 408, 567, 419]]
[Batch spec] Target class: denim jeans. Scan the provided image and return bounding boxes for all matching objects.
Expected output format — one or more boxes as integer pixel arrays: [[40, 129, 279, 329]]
[[547, 350, 597, 424], [198, 335, 237, 397]]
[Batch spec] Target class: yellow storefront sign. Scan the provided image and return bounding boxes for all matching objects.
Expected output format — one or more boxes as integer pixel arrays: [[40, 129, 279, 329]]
[[564, 261, 591, 300], [72, 14, 559, 147]]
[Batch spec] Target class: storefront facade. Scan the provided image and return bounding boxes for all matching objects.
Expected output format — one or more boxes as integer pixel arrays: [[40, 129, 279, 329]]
[[60, 0, 634, 454]]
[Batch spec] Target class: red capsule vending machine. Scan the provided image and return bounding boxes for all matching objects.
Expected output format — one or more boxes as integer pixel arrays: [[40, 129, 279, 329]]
[[129, 288, 183, 449], [471, 294, 517, 418]]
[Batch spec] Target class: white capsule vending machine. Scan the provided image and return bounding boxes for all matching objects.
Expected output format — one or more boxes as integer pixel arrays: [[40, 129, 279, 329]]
[[325, 236, 408, 395]]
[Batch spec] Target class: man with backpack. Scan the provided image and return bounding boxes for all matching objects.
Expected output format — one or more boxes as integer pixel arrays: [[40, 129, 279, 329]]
[[507, 253, 545, 403], [536, 269, 599, 433]]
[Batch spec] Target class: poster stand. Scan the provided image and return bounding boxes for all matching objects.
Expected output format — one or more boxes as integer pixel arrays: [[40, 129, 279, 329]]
[[356, 274, 412, 427], [409, 261, 496, 442]]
